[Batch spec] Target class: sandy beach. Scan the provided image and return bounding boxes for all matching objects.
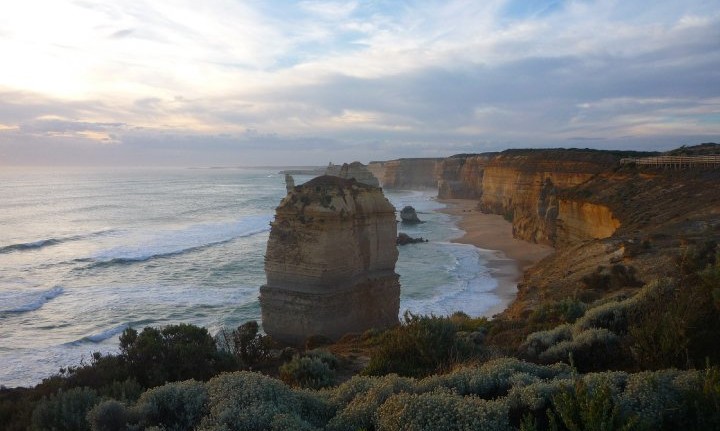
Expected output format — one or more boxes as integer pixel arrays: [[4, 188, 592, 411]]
[[439, 199, 554, 317]]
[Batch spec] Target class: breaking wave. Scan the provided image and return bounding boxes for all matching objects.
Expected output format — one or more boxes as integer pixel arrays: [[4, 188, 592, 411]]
[[84, 215, 271, 267], [0, 286, 65, 314]]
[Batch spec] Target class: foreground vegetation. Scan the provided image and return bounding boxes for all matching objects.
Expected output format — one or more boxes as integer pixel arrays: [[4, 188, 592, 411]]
[[2, 243, 719, 430]]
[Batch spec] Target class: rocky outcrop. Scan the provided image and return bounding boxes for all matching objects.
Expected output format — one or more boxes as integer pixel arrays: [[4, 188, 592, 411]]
[[435, 150, 632, 246], [284, 174, 295, 193], [397, 233, 427, 245], [260, 176, 400, 345], [368, 158, 442, 189], [437, 154, 496, 199], [400, 206, 423, 224], [326, 162, 380, 187]]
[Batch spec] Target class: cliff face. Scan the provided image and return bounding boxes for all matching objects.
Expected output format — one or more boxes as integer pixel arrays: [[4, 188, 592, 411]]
[[326, 162, 380, 187], [438, 150, 624, 245], [260, 176, 400, 345], [368, 158, 442, 189], [437, 155, 494, 199]]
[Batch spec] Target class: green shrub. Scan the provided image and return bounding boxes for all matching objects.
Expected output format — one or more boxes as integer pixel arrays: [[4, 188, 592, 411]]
[[134, 379, 208, 430], [327, 374, 414, 431], [549, 379, 639, 431], [200, 371, 303, 431], [529, 299, 587, 325], [216, 321, 274, 368], [364, 312, 488, 377], [279, 350, 338, 389], [120, 324, 235, 387], [31, 387, 98, 431], [376, 390, 512, 431], [86, 400, 130, 431]]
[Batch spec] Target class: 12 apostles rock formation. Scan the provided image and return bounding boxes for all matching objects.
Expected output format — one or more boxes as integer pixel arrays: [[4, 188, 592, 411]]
[[260, 175, 400, 345]]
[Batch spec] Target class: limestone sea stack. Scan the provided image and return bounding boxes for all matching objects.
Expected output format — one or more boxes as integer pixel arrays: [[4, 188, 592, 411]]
[[260, 175, 400, 345]]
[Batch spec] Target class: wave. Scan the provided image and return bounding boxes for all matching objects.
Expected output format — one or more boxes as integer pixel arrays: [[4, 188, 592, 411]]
[[0, 286, 64, 314], [81, 323, 129, 344], [85, 215, 271, 267], [400, 243, 499, 317], [0, 230, 114, 254]]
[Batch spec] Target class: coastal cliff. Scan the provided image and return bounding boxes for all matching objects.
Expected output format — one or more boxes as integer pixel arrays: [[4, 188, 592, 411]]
[[325, 161, 380, 187], [439, 150, 635, 245], [368, 158, 442, 189], [260, 176, 400, 345]]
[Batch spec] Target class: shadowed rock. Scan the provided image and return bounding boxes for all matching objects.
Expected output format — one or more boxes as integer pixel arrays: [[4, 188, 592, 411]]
[[400, 206, 423, 224]]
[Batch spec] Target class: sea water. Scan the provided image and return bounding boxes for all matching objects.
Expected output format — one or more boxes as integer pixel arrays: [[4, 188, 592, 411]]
[[0, 167, 501, 388]]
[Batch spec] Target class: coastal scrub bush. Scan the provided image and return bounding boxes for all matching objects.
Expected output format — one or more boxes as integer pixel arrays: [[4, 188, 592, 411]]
[[200, 371, 312, 431], [120, 324, 235, 388], [86, 400, 130, 431], [539, 328, 621, 371], [376, 391, 512, 431], [133, 379, 208, 430], [326, 374, 414, 431], [31, 386, 98, 431], [363, 312, 488, 377], [529, 299, 586, 325], [549, 379, 638, 431], [279, 349, 338, 389], [216, 321, 274, 368]]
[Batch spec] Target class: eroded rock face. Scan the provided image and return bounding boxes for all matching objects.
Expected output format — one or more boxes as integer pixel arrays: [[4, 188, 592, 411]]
[[400, 206, 423, 224], [260, 175, 400, 345], [325, 162, 380, 187], [368, 158, 442, 189]]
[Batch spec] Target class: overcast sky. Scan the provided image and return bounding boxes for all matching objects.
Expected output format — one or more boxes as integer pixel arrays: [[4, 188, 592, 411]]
[[1, 0, 719, 166]]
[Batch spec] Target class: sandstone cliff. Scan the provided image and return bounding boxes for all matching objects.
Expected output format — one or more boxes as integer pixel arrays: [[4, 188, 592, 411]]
[[368, 158, 442, 189], [260, 176, 400, 345], [325, 161, 380, 187], [438, 150, 635, 245]]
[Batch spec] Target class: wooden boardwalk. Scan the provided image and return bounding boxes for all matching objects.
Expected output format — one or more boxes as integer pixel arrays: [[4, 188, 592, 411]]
[[620, 155, 720, 168]]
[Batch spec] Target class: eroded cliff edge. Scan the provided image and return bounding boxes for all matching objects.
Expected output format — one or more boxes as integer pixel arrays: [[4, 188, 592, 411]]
[[435, 147, 720, 321], [260, 175, 400, 345]]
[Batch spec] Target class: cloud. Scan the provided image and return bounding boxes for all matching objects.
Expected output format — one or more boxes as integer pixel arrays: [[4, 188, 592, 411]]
[[0, 0, 718, 165]]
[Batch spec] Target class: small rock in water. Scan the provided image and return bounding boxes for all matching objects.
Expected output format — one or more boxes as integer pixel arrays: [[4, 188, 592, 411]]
[[400, 206, 423, 224], [397, 233, 428, 245]]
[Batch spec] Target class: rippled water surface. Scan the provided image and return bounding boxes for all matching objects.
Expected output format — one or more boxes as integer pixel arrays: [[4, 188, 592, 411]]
[[0, 167, 499, 387]]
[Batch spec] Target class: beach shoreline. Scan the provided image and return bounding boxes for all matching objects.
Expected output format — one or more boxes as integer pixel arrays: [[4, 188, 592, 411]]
[[438, 198, 554, 317]]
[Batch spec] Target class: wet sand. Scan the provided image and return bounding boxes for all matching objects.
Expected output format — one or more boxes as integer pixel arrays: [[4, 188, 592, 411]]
[[439, 199, 554, 317]]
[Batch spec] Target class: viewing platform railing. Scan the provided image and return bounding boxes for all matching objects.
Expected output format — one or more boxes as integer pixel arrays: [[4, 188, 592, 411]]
[[619, 155, 720, 168]]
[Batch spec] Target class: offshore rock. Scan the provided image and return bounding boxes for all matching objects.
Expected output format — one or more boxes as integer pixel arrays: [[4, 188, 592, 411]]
[[397, 233, 427, 245], [284, 174, 295, 193], [400, 206, 423, 224], [325, 161, 380, 187], [260, 175, 400, 345]]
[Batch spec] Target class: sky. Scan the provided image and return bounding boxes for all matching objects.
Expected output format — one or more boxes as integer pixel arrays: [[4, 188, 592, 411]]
[[0, 0, 719, 166]]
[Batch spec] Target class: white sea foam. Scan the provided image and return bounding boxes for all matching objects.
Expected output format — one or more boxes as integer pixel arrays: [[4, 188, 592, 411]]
[[90, 215, 271, 264], [400, 243, 501, 318]]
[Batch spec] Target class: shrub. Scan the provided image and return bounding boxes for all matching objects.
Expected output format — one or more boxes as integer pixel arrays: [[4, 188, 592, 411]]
[[279, 350, 338, 389], [216, 321, 274, 368], [200, 371, 302, 431], [326, 374, 414, 431], [529, 299, 586, 325], [549, 379, 638, 431], [31, 387, 98, 431], [376, 391, 512, 431], [120, 324, 235, 387], [86, 400, 130, 431], [364, 312, 488, 377], [539, 328, 621, 371], [134, 379, 208, 431]]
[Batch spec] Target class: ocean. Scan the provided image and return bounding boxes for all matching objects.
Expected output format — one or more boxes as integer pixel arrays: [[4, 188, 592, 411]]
[[0, 167, 501, 388]]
